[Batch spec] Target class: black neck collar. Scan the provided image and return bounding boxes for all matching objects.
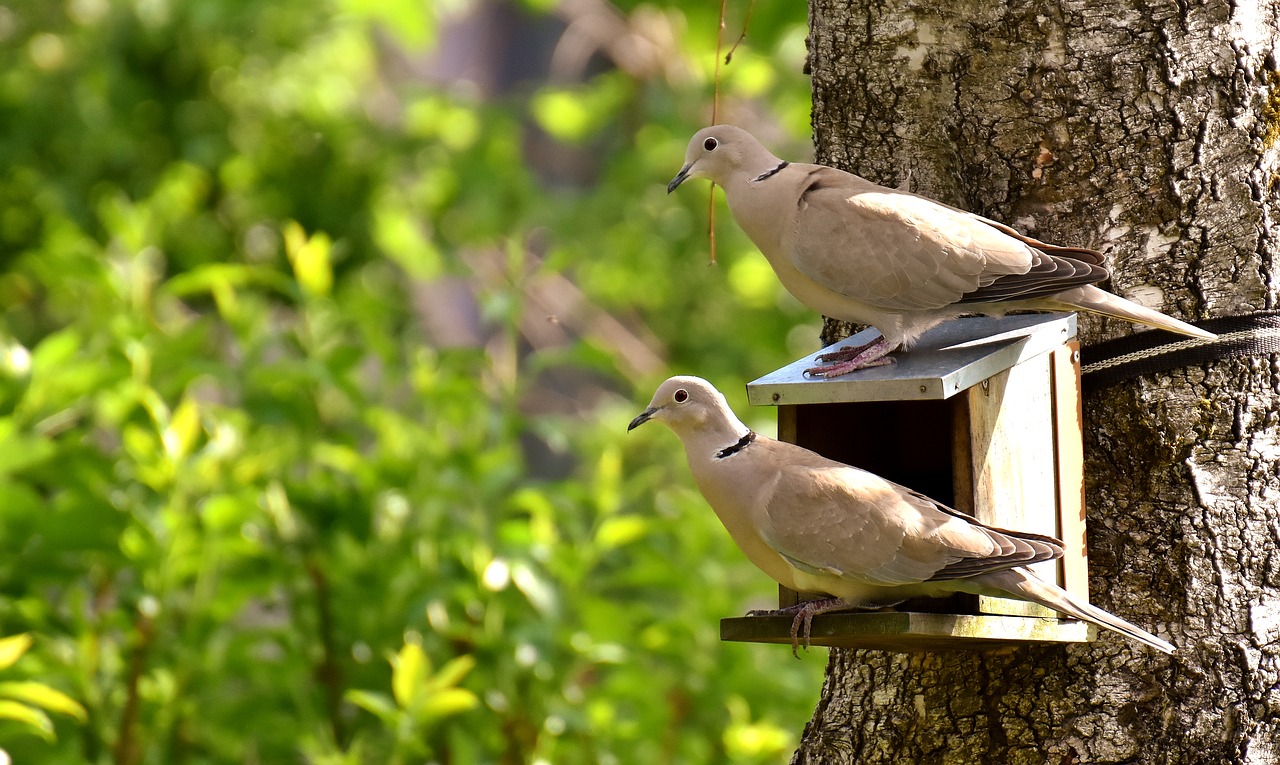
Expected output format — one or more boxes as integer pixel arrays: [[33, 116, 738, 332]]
[[715, 431, 756, 459], [750, 161, 789, 183]]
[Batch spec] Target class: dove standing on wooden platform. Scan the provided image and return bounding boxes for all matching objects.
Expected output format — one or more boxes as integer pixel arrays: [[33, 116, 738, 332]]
[[667, 125, 1215, 377], [628, 375, 1175, 655]]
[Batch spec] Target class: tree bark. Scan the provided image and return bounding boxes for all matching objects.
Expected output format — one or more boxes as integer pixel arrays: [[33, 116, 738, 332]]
[[797, 1, 1280, 762]]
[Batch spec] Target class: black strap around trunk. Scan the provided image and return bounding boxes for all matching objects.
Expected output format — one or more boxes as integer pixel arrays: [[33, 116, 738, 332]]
[[1081, 311, 1280, 392]]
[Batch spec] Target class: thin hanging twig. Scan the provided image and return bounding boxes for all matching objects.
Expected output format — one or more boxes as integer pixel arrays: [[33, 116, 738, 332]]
[[707, 1, 756, 265], [708, 0, 729, 265], [724, 0, 755, 65]]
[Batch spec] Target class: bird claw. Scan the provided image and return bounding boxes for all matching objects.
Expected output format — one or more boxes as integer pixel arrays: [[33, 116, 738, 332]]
[[806, 356, 895, 377], [805, 337, 895, 378], [814, 337, 880, 363], [746, 599, 846, 657]]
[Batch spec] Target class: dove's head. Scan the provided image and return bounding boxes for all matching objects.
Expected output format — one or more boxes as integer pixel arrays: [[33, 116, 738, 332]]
[[628, 376, 743, 438], [667, 125, 779, 193]]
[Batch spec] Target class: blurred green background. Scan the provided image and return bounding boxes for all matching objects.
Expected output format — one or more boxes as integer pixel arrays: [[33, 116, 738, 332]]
[[0, 0, 825, 762]]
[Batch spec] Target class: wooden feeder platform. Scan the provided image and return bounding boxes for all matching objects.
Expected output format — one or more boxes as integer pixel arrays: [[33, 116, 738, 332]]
[[721, 611, 1094, 652]]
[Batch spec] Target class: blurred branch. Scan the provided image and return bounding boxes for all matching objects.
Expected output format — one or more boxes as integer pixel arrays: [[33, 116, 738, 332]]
[[112, 613, 153, 765], [524, 270, 666, 378], [455, 248, 666, 379], [550, 0, 686, 82], [307, 561, 347, 747]]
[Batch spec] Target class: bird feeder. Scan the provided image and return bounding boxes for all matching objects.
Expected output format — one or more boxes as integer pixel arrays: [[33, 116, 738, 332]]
[[720, 313, 1095, 651]]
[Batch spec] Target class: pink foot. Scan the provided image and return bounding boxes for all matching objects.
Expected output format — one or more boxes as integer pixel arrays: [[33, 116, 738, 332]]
[[747, 598, 848, 657], [805, 336, 896, 378]]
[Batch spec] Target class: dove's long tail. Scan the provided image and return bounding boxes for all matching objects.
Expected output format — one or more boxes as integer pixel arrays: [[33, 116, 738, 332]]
[[1048, 284, 1215, 340], [980, 568, 1175, 654]]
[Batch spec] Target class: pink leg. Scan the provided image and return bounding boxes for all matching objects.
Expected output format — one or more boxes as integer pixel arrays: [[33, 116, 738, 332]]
[[805, 336, 896, 378]]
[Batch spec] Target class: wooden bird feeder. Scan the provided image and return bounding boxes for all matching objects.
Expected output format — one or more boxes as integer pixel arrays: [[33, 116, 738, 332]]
[[720, 313, 1095, 651]]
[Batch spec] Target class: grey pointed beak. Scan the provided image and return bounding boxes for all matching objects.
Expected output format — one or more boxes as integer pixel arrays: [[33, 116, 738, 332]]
[[628, 407, 659, 431], [667, 163, 692, 193]]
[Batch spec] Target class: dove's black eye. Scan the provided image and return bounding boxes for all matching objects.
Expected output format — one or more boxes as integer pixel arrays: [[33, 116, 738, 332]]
[[703, 137, 718, 151], [674, 388, 689, 403]]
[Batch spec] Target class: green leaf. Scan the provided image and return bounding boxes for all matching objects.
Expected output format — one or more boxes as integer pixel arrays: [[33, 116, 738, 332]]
[[531, 89, 593, 143], [372, 203, 443, 279], [0, 430, 56, 477], [391, 642, 427, 709], [426, 654, 475, 694], [0, 699, 53, 740], [162, 263, 294, 298], [30, 329, 79, 370], [283, 221, 333, 298], [164, 397, 201, 460], [593, 445, 622, 514], [0, 681, 87, 721], [511, 561, 558, 616], [0, 635, 31, 671], [345, 690, 399, 725], [337, 0, 436, 46], [595, 516, 649, 550], [419, 687, 478, 722]]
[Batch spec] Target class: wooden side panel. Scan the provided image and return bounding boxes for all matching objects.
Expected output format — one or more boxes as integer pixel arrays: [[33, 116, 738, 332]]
[[950, 395, 975, 518], [966, 353, 1061, 617], [777, 404, 798, 444], [1051, 341, 1089, 601], [777, 405, 799, 608]]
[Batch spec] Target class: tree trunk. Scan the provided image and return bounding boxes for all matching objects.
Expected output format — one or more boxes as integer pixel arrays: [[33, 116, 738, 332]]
[[797, 1, 1280, 763]]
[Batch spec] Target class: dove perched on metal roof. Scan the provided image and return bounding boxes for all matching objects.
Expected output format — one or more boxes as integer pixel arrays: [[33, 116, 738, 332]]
[[668, 125, 1214, 376]]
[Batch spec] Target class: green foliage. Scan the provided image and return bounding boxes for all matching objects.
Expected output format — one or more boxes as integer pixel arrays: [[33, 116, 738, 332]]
[[0, 634, 88, 747], [344, 643, 479, 762], [0, 0, 821, 762]]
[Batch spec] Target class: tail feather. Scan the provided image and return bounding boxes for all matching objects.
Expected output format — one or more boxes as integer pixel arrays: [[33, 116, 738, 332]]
[[1047, 284, 1215, 340], [981, 568, 1176, 654]]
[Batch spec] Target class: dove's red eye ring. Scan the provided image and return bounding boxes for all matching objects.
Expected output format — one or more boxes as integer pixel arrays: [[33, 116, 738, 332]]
[[703, 137, 718, 151], [674, 389, 689, 403]]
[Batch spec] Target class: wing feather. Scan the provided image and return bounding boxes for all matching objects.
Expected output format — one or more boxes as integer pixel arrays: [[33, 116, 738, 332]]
[[788, 167, 1108, 311], [757, 461, 1064, 587]]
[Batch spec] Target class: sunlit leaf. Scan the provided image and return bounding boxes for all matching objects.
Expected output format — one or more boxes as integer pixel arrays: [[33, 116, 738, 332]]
[[0, 681, 87, 721], [419, 688, 478, 722], [263, 481, 299, 541], [426, 654, 475, 694], [391, 642, 427, 709], [595, 516, 649, 550], [164, 398, 201, 460], [511, 561, 558, 616], [594, 445, 622, 514], [724, 694, 794, 758], [531, 89, 593, 143], [29, 330, 80, 370], [162, 263, 294, 298], [0, 635, 31, 671], [373, 204, 443, 279], [0, 699, 53, 740], [283, 221, 333, 298], [0, 429, 56, 476], [338, 0, 436, 47], [728, 254, 783, 307]]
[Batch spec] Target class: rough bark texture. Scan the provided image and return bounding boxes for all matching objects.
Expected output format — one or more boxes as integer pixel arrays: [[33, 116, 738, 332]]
[[797, 1, 1280, 763]]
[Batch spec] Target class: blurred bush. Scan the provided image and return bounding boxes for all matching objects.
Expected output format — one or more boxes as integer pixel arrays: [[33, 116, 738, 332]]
[[0, 0, 823, 762]]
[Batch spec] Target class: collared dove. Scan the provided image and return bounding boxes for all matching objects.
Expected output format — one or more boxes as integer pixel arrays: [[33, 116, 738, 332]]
[[628, 375, 1175, 655], [668, 125, 1215, 376]]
